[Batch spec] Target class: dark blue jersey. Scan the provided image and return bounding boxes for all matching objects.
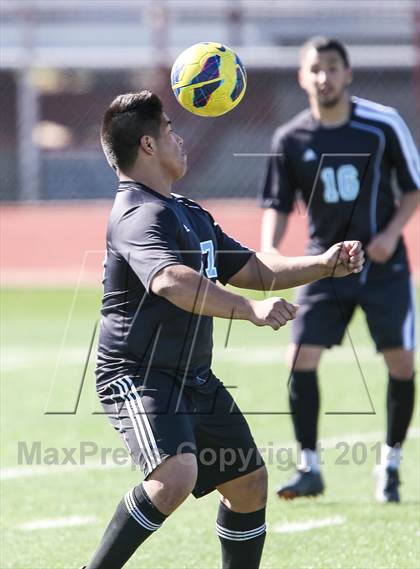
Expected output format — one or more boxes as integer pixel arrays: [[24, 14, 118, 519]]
[[261, 97, 420, 257], [96, 182, 252, 389]]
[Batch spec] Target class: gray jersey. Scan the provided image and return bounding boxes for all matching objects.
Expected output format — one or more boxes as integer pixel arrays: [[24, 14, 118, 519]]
[[96, 182, 252, 389]]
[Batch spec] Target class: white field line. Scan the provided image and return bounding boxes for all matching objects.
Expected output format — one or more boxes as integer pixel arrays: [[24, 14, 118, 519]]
[[17, 515, 97, 531], [2, 345, 382, 373], [272, 515, 345, 534], [273, 427, 420, 458], [214, 345, 381, 364], [2, 427, 419, 482], [2, 347, 88, 372], [274, 426, 420, 452], [324, 426, 419, 447], [0, 461, 128, 481]]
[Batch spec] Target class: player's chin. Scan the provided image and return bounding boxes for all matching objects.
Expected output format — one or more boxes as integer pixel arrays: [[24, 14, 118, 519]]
[[318, 93, 340, 108], [174, 160, 188, 180]]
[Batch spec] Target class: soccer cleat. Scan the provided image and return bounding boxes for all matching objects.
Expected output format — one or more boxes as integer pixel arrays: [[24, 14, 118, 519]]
[[276, 469, 324, 500], [374, 466, 400, 503]]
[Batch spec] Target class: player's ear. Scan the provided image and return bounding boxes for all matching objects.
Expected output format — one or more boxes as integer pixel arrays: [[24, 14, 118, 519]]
[[139, 135, 156, 156], [297, 68, 306, 90], [346, 67, 353, 87]]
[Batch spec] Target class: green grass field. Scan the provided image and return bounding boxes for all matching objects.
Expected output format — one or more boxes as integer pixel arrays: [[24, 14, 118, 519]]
[[1, 287, 419, 569]]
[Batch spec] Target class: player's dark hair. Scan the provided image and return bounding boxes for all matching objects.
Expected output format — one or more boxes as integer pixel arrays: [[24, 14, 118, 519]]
[[101, 91, 163, 171], [300, 37, 350, 68]]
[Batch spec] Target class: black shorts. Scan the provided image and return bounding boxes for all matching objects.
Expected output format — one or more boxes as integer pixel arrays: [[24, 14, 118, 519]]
[[97, 371, 264, 498], [292, 264, 416, 351]]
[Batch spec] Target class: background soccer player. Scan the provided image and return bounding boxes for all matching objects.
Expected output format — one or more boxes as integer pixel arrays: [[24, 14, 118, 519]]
[[83, 91, 364, 568], [260, 37, 419, 502]]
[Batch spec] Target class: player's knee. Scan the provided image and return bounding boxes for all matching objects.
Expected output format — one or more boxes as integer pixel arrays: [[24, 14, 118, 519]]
[[164, 473, 196, 510], [222, 466, 268, 512], [163, 456, 197, 498], [287, 344, 323, 370], [384, 349, 415, 379], [249, 465, 268, 506], [388, 362, 414, 379], [145, 454, 198, 514]]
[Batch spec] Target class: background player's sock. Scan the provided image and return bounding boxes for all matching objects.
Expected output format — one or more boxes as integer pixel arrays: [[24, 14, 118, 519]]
[[298, 448, 320, 472], [216, 501, 266, 569], [289, 370, 319, 453], [380, 443, 401, 470], [386, 374, 415, 451], [87, 483, 167, 569]]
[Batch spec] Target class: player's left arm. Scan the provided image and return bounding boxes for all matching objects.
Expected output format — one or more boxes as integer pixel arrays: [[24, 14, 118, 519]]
[[367, 111, 420, 264], [228, 241, 364, 291], [366, 193, 419, 263]]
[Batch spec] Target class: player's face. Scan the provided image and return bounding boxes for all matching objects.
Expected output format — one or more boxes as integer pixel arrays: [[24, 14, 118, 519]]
[[299, 48, 352, 108], [156, 114, 187, 180]]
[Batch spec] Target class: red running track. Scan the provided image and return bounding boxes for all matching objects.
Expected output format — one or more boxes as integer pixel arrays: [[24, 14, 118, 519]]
[[1, 200, 419, 286]]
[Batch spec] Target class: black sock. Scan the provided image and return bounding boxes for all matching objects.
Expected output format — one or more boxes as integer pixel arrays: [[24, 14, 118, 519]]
[[216, 501, 266, 569], [288, 370, 319, 451], [386, 374, 415, 448], [87, 484, 167, 569]]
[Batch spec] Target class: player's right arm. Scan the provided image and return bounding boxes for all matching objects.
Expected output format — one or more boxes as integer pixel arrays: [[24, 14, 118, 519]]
[[259, 126, 295, 253], [115, 200, 296, 331], [150, 264, 298, 331], [260, 209, 288, 253]]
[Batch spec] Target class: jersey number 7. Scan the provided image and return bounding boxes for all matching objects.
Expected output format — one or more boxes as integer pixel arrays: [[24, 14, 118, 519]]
[[200, 240, 218, 279]]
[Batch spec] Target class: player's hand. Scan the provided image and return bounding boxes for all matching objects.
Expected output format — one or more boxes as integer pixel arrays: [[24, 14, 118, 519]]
[[322, 241, 365, 278], [366, 231, 398, 264], [249, 297, 299, 330]]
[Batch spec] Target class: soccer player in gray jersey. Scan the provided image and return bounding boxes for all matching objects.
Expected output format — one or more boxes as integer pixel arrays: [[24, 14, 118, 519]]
[[84, 91, 364, 569], [260, 37, 419, 503]]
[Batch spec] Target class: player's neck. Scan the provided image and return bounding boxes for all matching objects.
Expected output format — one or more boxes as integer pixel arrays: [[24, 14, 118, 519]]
[[119, 169, 172, 198], [311, 95, 351, 128]]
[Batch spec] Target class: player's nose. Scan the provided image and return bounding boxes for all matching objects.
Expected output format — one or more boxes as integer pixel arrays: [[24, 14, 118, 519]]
[[317, 71, 327, 84]]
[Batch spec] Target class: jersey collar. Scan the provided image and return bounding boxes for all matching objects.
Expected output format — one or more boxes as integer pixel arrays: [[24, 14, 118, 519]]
[[118, 181, 174, 202]]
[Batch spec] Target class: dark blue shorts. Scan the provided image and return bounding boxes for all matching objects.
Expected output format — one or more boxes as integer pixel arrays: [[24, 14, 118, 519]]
[[97, 371, 264, 498], [292, 262, 416, 351]]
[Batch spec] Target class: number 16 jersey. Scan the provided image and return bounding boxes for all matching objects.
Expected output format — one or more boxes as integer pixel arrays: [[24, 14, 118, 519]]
[[261, 96, 420, 256], [96, 181, 252, 390]]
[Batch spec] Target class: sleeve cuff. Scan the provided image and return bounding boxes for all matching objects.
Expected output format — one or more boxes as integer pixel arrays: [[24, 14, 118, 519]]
[[260, 197, 293, 213], [146, 261, 182, 294]]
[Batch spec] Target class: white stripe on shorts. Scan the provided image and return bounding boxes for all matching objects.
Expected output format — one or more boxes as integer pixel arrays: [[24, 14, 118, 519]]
[[121, 376, 162, 470], [402, 280, 417, 351], [114, 377, 161, 474]]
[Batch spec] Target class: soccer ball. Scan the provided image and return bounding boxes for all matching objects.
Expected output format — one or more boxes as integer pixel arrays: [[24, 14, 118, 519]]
[[170, 42, 247, 117]]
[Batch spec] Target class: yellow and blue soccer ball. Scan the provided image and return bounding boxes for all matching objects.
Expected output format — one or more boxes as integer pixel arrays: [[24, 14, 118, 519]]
[[170, 42, 247, 117]]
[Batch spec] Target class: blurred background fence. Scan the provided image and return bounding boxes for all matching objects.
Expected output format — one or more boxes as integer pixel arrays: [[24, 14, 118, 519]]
[[1, 0, 419, 202]]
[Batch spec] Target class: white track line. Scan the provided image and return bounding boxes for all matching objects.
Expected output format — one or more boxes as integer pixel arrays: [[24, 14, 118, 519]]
[[17, 515, 97, 531], [2, 427, 419, 482], [272, 515, 345, 534]]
